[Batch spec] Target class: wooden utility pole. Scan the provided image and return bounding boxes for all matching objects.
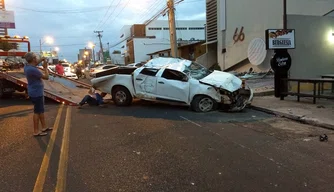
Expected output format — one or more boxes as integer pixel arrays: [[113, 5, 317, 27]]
[[0, 0, 8, 35], [167, 0, 178, 57], [94, 30, 104, 62]]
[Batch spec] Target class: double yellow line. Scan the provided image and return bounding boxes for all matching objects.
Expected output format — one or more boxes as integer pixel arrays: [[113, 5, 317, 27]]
[[33, 105, 72, 192]]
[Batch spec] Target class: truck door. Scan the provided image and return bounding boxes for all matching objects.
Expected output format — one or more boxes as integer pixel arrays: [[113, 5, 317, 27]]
[[133, 68, 159, 99]]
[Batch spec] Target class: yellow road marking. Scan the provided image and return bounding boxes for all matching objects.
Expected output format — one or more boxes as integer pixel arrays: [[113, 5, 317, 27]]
[[33, 104, 64, 192], [55, 106, 72, 192]]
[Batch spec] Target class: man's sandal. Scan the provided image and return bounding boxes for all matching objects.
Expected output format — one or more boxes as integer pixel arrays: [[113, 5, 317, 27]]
[[42, 127, 53, 132]]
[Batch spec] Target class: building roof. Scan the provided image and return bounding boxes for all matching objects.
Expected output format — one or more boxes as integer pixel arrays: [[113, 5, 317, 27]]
[[147, 40, 205, 56]]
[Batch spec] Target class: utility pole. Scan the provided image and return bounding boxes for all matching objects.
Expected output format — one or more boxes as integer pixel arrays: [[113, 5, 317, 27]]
[[94, 30, 104, 62], [167, 0, 178, 57]]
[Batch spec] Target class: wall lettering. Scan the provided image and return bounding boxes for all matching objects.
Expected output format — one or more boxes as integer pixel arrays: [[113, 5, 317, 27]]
[[233, 26, 245, 44]]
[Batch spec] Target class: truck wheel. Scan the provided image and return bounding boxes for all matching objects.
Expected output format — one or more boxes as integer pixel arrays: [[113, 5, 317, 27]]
[[0, 80, 12, 99], [112, 86, 132, 106], [191, 95, 217, 112]]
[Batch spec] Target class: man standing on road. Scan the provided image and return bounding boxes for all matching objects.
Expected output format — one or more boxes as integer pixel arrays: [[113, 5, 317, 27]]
[[55, 62, 65, 76], [24, 52, 52, 136]]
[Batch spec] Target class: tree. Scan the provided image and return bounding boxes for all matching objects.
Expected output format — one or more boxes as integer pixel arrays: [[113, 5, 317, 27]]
[[112, 50, 121, 54], [0, 41, 19, 51]]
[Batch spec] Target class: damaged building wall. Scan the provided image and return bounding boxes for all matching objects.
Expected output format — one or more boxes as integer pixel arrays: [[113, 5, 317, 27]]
[[217, 0, 334, 72], [287, 15, 334, 78], [196, 43, 217, 69]]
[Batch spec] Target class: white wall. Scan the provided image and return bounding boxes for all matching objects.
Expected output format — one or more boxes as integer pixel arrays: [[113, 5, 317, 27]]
[[133, 38, 171, 62], [146, 20, 206, 41], [217, 0, 334, 71], [288, 15, 334, 78], [110, 54, 124, 65]]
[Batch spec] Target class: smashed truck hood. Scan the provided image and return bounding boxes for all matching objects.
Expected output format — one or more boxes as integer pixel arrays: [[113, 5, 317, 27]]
[[200, 70, 242, 92]]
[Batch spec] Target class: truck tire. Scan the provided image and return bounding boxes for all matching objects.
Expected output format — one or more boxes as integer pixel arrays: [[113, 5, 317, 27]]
[[191, 95, 217, 112], [112, 86, 133, 106], [0, 79, 12, 99]]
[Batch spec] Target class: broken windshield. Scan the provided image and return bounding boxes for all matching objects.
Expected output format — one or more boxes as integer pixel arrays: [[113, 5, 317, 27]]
[[183, 62, 211, 80]]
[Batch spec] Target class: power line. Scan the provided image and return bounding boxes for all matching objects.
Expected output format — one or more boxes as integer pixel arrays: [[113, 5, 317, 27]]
[[96, 0, 122, 30], [6, 5, 112, 14], [137, 0, 165, 23], [103, 0, 131, 30], [94, 0, 116, 29]]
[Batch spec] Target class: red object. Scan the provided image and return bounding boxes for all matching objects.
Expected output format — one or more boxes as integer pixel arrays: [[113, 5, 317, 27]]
[[55, 64, 64, 75], [0, 52, 27, 57]]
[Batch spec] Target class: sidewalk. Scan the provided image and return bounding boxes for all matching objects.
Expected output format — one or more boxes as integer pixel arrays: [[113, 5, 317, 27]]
[[246, 76, 274, 96], [250, 96, 334, 130]]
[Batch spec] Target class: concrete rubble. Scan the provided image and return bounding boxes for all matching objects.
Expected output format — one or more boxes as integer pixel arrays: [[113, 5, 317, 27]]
[[250, 96, 334, 130]]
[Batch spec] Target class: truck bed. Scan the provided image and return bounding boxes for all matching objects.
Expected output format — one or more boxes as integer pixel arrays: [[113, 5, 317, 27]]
[[4, 69, 90, 105], [95, 66, 137, 78]]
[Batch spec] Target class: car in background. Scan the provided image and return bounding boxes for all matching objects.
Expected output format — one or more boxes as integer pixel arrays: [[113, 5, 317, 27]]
[[89, 64, 117, 77], [126, 62, 145, 68], [61, 63, 71, 73], [47, 65, 78, 80], [64, 71, 79, 80]]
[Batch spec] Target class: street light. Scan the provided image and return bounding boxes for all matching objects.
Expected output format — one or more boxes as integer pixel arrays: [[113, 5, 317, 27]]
[[54, 47, 59, 52], [39, 36, 54, 54], [88, 42, 96, 67]]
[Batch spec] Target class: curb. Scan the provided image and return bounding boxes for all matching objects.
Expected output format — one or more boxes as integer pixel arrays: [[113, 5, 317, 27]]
[[249, 105, 334, 131], [253, 90, 274, 96]]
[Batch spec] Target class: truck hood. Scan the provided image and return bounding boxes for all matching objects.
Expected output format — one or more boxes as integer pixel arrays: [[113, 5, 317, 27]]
[[199, 70, 242, 92]]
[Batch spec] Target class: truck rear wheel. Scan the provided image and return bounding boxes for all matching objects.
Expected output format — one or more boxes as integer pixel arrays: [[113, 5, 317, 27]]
[[0, 79, 12, 99], [112, 86, 132, 106]]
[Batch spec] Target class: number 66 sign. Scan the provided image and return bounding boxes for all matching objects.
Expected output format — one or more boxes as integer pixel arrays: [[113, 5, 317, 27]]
[[233, 26, 245, 44]]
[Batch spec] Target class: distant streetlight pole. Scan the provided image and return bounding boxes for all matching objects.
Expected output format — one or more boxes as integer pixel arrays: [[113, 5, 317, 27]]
[[88, 42, 96, 68], [39, 36, 54, 55]]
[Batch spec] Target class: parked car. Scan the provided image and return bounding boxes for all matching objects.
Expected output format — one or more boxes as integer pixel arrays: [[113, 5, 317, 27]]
[[126, 62, 145, 68], [47, 65, 78, 80], [89, 64, 117, 77], [91, 57, 253, 112], [61, 63, 71, 73]]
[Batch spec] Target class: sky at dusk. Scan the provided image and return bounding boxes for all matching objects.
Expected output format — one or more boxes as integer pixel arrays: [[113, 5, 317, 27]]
[[5, 0, 205, 62]]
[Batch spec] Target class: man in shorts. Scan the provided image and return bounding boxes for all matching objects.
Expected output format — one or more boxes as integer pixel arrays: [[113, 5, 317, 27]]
[[24, 52, 52, 136]]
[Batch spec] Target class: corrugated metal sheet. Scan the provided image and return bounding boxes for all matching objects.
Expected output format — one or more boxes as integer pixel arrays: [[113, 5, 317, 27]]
[[206, 0, 217, 42]]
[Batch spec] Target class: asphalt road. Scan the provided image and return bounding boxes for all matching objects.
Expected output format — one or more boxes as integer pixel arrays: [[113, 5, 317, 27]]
[[1, 94, 334, 192]]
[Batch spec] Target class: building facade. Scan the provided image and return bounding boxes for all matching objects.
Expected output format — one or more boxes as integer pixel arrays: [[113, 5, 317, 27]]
[[147, 41, 206, 61], [112, 20, 206, 64], [205, 0, 334, 72], [78, 48, 92, 63]]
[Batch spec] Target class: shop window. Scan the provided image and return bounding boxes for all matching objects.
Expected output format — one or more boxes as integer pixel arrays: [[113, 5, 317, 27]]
[[189, 27, 205, 30], [176, 27, 187, 30], [148, 27, 162, 30]]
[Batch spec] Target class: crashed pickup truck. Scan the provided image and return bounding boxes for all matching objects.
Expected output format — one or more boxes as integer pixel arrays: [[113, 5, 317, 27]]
[[91, 57, 253, 112]]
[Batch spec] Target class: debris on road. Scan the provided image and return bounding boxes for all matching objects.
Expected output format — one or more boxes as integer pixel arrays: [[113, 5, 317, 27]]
[[319, 134, 328, 142]]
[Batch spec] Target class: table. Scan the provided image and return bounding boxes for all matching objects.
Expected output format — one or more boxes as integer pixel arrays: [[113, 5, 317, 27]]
[[321, 74, 334, 93], [281, 78, 334, 104]]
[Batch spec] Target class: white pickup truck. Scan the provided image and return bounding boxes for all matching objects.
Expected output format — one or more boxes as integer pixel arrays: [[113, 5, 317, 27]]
[[91, 57, 253, 112]]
